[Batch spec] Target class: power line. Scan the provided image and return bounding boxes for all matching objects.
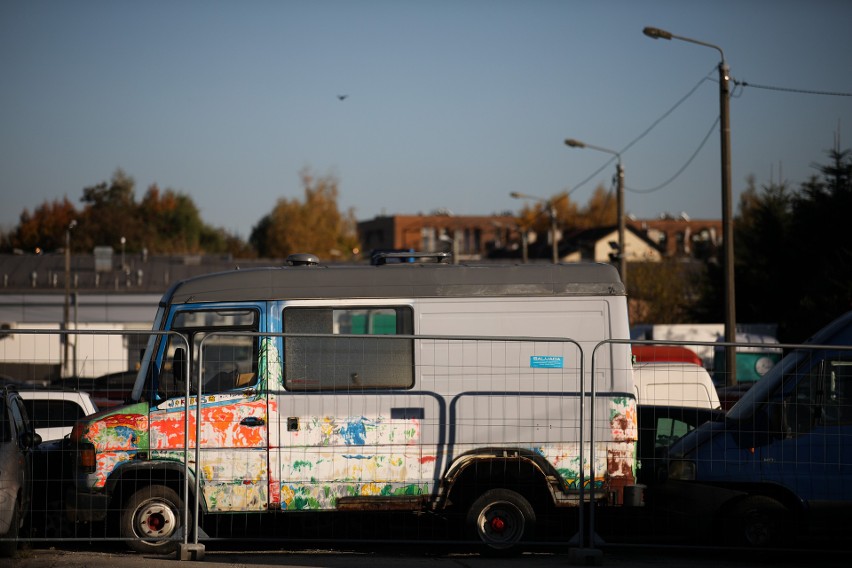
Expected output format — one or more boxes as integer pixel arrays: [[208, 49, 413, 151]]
[[627, 116, 720, 194], [569, 66, 717, 195], [734, 80, 852, 97]]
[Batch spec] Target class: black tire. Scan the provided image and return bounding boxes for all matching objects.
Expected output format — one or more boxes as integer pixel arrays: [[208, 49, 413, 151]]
[[466, 488, 536, 555], [0, 496, 20, 558], [120, 485, 189, 555], [727, 495, 788, 547]]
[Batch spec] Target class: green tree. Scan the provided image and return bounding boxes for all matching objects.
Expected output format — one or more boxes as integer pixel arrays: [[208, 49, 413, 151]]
[[698, 147, 852, 341], [628, 259, 704, 325], [76, 168, 142, 253], [138, 184, 206, 253], [731, 175, 794, 329], [782, 148, 852, 339]]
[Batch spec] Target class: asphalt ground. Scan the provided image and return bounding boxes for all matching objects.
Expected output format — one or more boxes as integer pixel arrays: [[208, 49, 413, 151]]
[[6, 540, 852, 568]]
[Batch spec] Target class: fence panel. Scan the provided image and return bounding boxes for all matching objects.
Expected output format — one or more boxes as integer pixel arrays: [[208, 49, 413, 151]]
[[7, 329, 849, 554]]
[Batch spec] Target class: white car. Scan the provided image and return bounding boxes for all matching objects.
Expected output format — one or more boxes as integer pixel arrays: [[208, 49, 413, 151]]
[[19, 389, 98, 442]]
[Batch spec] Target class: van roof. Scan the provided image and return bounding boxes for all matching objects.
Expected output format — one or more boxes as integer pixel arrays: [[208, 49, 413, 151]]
[[162, 261, 625, 305], [633, 362, 721, 410]]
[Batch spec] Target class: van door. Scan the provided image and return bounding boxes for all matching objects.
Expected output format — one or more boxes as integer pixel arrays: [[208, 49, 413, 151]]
[[270, 304, 442, 510], [760, 352, 852, 505], [150, 305, 269, 512]]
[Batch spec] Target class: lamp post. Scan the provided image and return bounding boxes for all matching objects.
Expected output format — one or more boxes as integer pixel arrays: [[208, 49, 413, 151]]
[[564, 138, 626, 285], [63, 219, 77, 378], [510, 191, 559, 264], [120, 236, 126, 272], [643, 26, 737, 385]]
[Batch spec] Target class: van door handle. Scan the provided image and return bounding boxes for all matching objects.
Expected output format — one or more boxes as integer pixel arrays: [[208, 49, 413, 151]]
[[240, 417, 265, 427], [391, 407, 424, 420]]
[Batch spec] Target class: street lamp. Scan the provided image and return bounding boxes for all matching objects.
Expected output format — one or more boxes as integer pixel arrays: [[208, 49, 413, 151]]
[[643, 26, 737, 385], [564, 138, 626, 285], [509, 191, 559, 264], [120, 236, 126, 272], [63, 219, 77, 378]]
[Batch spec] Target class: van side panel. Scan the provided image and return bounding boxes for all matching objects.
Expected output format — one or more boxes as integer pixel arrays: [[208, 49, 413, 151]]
[[416, 297, 636, 494]]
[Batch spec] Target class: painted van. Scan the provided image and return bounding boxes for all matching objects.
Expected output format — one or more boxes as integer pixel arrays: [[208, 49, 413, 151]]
[[66, 255, 637, 554]]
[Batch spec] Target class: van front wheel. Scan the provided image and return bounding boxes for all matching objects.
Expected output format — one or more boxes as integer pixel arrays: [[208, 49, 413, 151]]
[[120, 485, 189, 555], [466, 488, 535, 555], [727, 495, 788, 547]]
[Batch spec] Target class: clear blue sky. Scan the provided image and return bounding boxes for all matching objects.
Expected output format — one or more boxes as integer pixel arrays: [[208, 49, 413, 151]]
[[2, 0, 851, 241]]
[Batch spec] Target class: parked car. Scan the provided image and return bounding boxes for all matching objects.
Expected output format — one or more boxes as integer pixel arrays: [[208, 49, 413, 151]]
[[632, 345, 704, 367], [664, 311, 852, 546], [633, 362, 724, 487], [19, 389, 98, 442], [56, 370, 137, 409], [0, 386, 42, 557]]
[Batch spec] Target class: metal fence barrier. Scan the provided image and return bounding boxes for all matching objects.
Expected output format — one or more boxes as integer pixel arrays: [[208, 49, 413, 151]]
[[2, 328, 851, 557]]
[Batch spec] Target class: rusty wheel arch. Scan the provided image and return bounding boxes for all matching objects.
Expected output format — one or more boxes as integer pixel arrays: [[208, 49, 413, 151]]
[[437, 448, 563, 512]]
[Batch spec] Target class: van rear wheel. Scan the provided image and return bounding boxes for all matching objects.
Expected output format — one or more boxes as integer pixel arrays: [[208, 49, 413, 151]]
[[120, 485, 189, 555], [466, 488, 535, 555]]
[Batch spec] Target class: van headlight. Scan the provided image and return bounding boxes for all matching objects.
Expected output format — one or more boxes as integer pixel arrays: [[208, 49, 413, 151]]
[[668, 459, 696, 480]]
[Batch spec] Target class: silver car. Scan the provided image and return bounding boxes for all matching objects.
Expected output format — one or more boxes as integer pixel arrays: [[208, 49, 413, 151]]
[[0, 387, 42, 557]]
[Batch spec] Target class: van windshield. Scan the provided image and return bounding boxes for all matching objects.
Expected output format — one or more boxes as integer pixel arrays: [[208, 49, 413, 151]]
[[132, 306, 166, 401]]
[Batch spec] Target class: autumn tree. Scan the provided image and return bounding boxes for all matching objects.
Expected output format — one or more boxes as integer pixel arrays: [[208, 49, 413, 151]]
[[9, 197, 79, 253], [578, 185, 617, 230], [515, 190, 580, 236], [4, 167, 253, 257], [250, 169, 359, 261]]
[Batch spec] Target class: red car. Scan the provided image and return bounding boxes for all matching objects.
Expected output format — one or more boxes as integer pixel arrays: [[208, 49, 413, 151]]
[[632, 344, 703, 367]]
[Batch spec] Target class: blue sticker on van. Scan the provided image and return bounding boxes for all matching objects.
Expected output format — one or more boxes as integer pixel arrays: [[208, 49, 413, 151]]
[[530, 356, 564, 369]]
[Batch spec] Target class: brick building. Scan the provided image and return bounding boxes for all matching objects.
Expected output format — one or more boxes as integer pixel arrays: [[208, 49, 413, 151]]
[[357, 213, 521, 261]]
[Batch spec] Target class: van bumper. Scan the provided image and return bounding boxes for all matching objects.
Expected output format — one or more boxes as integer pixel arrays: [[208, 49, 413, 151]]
[[652, 479, 746, 522], [65, 488, 110, 523]]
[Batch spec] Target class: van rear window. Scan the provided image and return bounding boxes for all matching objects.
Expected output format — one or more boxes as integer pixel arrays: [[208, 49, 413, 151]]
[[283, 307, 414, 390]]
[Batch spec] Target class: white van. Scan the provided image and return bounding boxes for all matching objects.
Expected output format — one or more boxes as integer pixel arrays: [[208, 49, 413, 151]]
[[66, 255, 637, 554], [633, 362, 721, 410]]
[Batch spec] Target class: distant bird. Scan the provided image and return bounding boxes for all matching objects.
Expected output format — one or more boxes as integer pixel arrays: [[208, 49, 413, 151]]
[[337, 94, 348, 101]]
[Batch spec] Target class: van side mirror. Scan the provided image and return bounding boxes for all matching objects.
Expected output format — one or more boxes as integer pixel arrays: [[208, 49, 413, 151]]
[[21, 430, 42, 449]]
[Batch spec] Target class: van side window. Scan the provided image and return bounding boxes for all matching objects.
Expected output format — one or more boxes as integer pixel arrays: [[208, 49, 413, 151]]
[[157, 309, 259, 399], [283, 307, 414, 390], [778, 355, 852, 436]]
